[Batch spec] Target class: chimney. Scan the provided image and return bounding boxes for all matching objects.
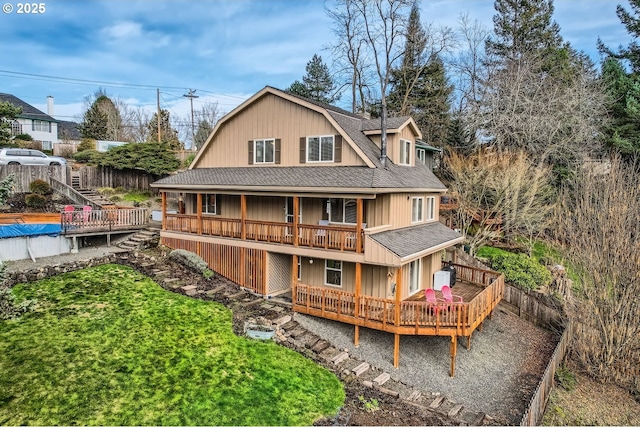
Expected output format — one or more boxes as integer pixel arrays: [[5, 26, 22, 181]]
[[47, 95, 54, 116], [361, 112, 371, 120]]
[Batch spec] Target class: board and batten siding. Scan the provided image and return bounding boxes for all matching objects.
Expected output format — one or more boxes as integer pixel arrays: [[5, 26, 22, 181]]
[[197, 93, 367, 167], [388, 192, 440, 229], [298, 258, 390, 299]]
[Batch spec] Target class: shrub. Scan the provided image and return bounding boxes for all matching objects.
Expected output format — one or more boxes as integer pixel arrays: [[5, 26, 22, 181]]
[[25, 193, 47, 209], [114, 187, 127, 193], [97, 187, 116, 196], [555, 365, 577, 391], [73, 149, 100, 164], [168, 249, 215, 279], [109, 195, 122, 203], [14, 133, 33, 141], [479, 246, 552, 290], [77, 138, 96, 152], [0, 285, 37, 320], [0, 174, 15, 205], [29, 179, 51, 195]]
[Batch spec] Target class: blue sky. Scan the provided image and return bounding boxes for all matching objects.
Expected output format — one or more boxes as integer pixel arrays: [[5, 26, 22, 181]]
[[0, 0, 633, 127]]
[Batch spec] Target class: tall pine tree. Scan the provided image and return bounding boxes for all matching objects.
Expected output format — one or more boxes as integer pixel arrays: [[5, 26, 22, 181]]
[[387, 2, 452, 147], [147, 109, 181, 150]]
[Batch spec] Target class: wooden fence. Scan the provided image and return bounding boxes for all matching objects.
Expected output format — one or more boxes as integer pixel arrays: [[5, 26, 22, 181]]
[[76, 166, 159, 193], [0, 165, 70, 192], [520, 320, 573, 426], [501, 284, 566, 332]]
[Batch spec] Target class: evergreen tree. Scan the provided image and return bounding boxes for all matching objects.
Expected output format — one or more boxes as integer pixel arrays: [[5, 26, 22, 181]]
[[287, 54, 340, 104], [599, 0, 640, 72], [387, 3, 452, 146], [485, 0, 562, 64], [0, 101, 22, 143], [147, 109, 181, 150], [600, 57, 640, 156], [79, 101, 109, 140]]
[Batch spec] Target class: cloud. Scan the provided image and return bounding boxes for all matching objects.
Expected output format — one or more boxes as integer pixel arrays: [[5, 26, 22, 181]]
[[102, 21, 143, 39]]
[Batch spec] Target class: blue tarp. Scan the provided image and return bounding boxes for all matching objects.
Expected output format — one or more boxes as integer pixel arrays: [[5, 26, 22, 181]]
[[0, 223, 62, 239]]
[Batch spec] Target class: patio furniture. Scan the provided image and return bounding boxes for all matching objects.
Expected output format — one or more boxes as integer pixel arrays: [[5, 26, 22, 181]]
[[424, 288, 444, 315], [441, 285, 463, 303]]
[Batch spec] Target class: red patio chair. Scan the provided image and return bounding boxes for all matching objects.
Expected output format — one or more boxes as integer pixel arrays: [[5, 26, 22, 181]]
[[441, 285, 463, 303], [82, 205, 92, 223], [63, 205, 75, 222]]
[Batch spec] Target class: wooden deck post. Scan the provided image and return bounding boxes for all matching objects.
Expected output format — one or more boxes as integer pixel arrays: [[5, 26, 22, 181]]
[[354, 262, 362, 347], [356, 198, 363, 253], [393, 267, 402, 368], [450, 335, 457, 377], [293, 196, 299, 246], [161, 192, 167, 231], [197, 193, 203, 235], [240, 194, 247, 240]]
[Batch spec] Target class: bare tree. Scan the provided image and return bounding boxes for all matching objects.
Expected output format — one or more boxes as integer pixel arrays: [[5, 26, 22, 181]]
[[352, 0, 411, 166], [446, 149, 554, 255], [327, 0, 372, 113], [557, 155, 640, 395], [192, 102, 221, 150], [122, 106, 150, 143]]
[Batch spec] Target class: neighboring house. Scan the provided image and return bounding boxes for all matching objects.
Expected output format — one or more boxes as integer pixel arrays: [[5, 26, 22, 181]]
[[415, 140, 441, 171], [151, 86, 503, 374], [0, 93, 58, 150], [57, 120, 82, 144]]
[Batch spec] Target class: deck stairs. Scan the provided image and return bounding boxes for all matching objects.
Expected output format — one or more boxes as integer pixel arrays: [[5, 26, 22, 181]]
[[117, 224, 161, 250]]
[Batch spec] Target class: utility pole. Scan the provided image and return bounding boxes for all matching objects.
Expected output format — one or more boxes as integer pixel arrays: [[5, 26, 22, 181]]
[[157, 88, 161, 143], [183, 89, 199, 150]]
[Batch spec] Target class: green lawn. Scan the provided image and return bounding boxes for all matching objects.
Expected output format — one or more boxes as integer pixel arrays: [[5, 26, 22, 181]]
[[0, 264, 344, 425]]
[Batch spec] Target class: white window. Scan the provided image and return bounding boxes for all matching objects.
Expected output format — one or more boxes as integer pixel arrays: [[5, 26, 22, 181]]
[[409, 259, 421, 294], [329, 198, 356, 224], [400, 139, 411, 165], [416, 148, 426, 164], [297, 257, 302, 281], [32, 120, 51, 132], [11, 121, 21, 135], [41, 141, 52, 150], [426, 196, 435, 221], [202, 194, 217, 214], [307, 135, 334, 162], [254, 138, 275, 164], [325, 260, 342, 287], [412, 197, 424, 223]]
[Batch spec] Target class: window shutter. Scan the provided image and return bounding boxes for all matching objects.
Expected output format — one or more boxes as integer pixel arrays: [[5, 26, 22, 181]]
[[215, 194, 221, 215], [334, 135, 342, 163], [248, 140, 254, 165], [299, 137, 306, 163], [275, 139, 281, 164]]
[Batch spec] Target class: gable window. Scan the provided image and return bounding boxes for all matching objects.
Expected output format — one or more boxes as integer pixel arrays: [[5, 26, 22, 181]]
[[400, 139, 411, 165], [254, 138, 275, 164], [32, 120, 51, 133], [412, 197, 424, 223], [202, 194, 218, 215], [325, 260, 342, 287], [416, 148, 426, 165], [329, 198, 357, 224], [426, 196, 435, 221], [307, 135, 334, 162], [409, 259, 421, 294]]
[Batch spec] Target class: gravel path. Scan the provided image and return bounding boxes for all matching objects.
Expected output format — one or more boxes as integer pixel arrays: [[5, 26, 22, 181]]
[[295, 307, 555, 423]]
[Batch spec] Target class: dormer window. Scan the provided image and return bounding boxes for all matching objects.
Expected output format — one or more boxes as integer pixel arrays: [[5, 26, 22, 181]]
[[400, 139, 411, 165], [307, 135, 334, 162]]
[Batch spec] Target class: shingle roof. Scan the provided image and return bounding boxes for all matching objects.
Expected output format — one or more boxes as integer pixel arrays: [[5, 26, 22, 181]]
[[152, 165, 447, 191], [361, 116, 411, 131], [370, 222, 463, 258], [58, 120, 81, 140], [0, 93, 56, 122]]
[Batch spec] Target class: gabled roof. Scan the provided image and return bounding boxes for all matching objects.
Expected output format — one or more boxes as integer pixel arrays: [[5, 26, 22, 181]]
[[191, 86, 420, 169], [152, 165, 448, 193], [369, 222, 463, 262], [0, 93, 57, 122]]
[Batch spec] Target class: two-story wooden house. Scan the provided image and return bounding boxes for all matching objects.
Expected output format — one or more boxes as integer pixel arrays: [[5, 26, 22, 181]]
[[152, 86, 503, 375]]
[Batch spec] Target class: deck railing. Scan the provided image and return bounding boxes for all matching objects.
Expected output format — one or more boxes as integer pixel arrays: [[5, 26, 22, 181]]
[[61, 208, 149, 233], [293, 266, 504, 337], [164, 214, 363, 252]]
